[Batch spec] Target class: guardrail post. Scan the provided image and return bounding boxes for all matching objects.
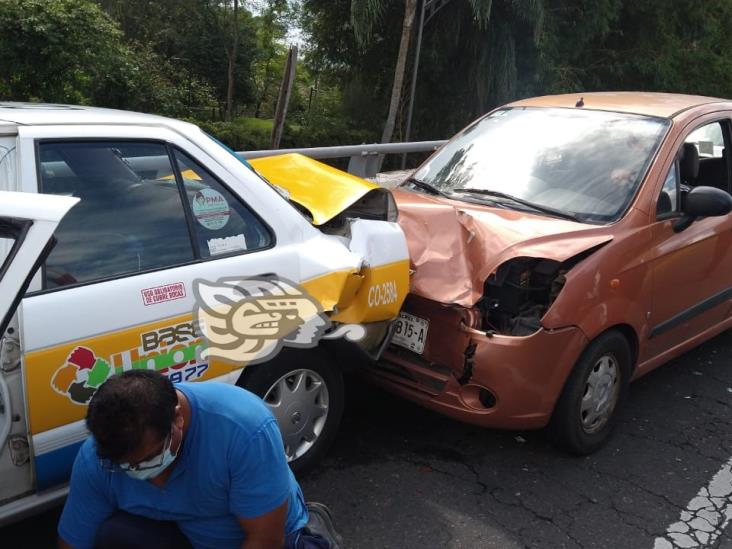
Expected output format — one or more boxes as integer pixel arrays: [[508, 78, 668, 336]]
[[347, 151, 382, 178]]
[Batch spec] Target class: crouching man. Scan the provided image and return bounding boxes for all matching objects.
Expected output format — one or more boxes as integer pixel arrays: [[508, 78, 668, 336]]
[[58, 370, 339, 549]]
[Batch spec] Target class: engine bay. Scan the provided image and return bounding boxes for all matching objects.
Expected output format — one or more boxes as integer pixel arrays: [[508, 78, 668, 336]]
[[479, 258, 566, 336], [478, 245, 603, 336]]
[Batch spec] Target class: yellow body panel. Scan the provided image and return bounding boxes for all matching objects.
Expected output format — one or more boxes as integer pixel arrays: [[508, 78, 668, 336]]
[[332, 260, 410, 324], [300, 269, 356, 312], [25, 263, 407, 435], [160, 169, 201, 181], [25, 313, 233, 434], [250, 154, 379, 225]]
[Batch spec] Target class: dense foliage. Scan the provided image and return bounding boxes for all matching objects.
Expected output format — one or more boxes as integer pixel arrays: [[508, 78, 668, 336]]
[[2, 0, 732, 149], [303, 0, 732, 141]]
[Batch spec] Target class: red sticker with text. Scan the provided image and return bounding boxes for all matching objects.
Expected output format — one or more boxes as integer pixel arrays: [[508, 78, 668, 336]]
[[141, 282, 187, 306]]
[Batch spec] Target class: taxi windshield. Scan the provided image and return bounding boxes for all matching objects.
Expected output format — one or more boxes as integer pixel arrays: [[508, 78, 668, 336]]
[[412, 107, 669, 224]]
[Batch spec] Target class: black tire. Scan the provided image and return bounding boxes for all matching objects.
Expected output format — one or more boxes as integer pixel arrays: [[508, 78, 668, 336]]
[[237, 348, 344, 475], [550, 330, 631, 455]]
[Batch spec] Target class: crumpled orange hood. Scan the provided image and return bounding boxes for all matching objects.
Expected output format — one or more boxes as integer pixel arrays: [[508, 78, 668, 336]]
[[393, 188, 613, 307]]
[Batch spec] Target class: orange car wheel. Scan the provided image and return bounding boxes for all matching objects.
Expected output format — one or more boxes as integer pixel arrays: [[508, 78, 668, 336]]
[[550, 330, 631, 455]]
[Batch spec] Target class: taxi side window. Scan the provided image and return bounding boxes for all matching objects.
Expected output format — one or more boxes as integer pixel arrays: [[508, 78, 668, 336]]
[[0, 137, 16, 191], [656, 163, 679, 218], [39, 141, 195, 288], [172, 149, 272, 258], [0, 235, 15, 276]]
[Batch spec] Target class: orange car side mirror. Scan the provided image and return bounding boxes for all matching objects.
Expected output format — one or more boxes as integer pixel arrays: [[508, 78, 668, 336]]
[[674, 186, 732, 232]]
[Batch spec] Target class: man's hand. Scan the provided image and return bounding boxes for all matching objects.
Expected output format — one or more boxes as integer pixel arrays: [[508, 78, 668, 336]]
[[238, 500, 288, 549], [58, 538, 76, 549]]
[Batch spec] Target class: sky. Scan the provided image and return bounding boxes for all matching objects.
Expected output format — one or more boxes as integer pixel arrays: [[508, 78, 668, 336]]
[[248, 0, 305, 47]]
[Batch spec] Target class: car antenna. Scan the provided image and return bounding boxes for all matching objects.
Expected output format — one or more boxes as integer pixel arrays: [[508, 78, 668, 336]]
[[575, 97, 585, 108]]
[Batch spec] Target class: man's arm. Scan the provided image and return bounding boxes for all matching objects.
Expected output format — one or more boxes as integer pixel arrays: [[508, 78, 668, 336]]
[[57, 441, 115, 549], [229, 419, 298, 548], [237, 500, 288, 549]]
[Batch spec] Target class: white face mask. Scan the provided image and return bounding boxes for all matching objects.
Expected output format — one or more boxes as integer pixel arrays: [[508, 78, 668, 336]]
[[122, 433, 178, 481]]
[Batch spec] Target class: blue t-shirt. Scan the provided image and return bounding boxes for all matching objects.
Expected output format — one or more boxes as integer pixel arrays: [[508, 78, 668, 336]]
[[58, 382, 308, 549]]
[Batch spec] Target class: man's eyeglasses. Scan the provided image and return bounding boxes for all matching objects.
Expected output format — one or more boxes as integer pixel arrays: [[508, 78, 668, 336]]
[[99, 432, 172, 473]]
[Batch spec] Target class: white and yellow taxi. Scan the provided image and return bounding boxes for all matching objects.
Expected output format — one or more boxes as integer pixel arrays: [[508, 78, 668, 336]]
[[0, 104, 409, 525]]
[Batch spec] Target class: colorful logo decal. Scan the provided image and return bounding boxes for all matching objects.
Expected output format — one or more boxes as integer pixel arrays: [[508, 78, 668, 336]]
[[50, 322, 209, 405], [51, 347, 113, 405], [193, 277, 365, 365]]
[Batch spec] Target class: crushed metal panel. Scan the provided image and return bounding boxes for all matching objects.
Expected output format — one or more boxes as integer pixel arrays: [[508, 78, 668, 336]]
[[393, 188, 613, 307], [249, 153, 380, 225]]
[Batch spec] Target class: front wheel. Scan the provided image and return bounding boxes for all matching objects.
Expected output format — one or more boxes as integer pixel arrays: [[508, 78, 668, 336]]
[[550, 330, 631, 455], [238, 349, 344, 474]]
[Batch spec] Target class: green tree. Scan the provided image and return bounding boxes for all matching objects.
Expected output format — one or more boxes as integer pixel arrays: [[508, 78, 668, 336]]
[[210, 0, 244, 121], [96, 0, 258, 119], [304, 0, 545, 142], [350, 0, 417, 144], [348, 0, 543, 143], [413, 0, 545, 136], [538, 0, 622, 91], [0, 0, 214, 115], [251, 0, 293, 118], [96, 0, 201, 46], [539, 0, 732, 98], [0, 0, 128, 104], [351, 0, 418, 144]]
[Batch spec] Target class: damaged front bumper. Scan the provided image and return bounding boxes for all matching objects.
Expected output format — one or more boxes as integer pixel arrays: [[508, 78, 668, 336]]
[[370, 295, 589, 429]]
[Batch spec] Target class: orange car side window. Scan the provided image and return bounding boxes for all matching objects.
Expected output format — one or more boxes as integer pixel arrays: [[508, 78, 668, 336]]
[[656, 165, 678, 218]]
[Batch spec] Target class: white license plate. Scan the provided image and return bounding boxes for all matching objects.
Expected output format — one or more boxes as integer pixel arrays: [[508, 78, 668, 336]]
[[392, 312, 429, 354]]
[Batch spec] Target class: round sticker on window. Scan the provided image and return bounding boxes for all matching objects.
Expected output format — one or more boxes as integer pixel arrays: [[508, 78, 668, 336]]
[[192, 188, 230, 230]]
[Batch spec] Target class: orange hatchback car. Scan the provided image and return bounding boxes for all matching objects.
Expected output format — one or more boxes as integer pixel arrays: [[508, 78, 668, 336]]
[[372, 92, 732, 454]]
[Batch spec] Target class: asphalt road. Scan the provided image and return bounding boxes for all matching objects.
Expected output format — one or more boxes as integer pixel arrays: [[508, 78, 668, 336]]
[[5, 330, 732, 548]]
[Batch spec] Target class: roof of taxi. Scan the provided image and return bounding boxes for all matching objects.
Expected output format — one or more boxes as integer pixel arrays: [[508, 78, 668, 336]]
[[507, 92, 732, 118], [0, 102, 193, 129]]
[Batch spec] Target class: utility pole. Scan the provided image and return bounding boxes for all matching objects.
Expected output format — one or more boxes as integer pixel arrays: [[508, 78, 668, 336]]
[[270, 46, 298, 149], [224, 0, 240, 122], [401, 0, 453, 168]]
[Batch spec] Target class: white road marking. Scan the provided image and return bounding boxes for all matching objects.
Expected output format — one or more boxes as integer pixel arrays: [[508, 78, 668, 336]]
[[654, 457, 732, 548]]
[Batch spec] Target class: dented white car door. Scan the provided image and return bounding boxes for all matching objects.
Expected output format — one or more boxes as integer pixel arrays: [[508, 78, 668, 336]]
[[0, 191, 77, 519]]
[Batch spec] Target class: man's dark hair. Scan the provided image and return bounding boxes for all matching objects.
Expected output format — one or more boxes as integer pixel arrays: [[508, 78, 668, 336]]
[[86, 370, 178, 461]]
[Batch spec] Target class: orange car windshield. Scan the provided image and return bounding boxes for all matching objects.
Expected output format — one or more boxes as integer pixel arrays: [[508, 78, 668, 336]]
[[412, 107, 669, 224]]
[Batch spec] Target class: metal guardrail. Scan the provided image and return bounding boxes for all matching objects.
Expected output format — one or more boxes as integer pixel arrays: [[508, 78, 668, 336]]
[[238, 140, 447, 178]]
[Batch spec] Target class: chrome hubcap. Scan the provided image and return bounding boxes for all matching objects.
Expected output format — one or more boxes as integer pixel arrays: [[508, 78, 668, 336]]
[[263, 369, 329, 461], [580, 354, 620, 434]]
